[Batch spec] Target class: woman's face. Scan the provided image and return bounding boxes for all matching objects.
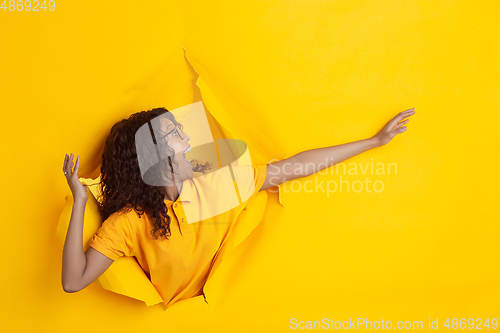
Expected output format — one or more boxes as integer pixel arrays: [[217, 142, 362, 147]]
[[158, 117, 193, 181]]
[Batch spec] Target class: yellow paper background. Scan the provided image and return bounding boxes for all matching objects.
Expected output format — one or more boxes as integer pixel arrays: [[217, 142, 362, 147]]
[[1, 0, 499, 332]]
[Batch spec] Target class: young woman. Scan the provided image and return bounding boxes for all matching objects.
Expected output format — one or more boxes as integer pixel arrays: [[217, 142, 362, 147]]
[[61, 106, 415, 307]]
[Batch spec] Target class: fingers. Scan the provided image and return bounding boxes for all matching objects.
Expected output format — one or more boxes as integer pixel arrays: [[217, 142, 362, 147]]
[[387, 108, 415, 131], [74, 156, 80, 175], [63, 154, 68, 174], [396, 108, 415, 119], [397, 108, 415, 131], [69, 153, 74, 174], [64, 154, 73, 176], [63, 153, 76, 177], [392, 124, 407, 134], [393, 118, 409, 130]]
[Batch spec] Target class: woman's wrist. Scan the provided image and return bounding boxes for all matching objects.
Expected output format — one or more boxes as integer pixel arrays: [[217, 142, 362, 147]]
[[73, 196, 88, 206], [366, 136, 382, 149]]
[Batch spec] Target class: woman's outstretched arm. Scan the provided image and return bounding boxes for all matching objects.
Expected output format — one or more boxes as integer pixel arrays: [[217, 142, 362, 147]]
[[62, 154, 114, 293], [260, 108, 416, 191]]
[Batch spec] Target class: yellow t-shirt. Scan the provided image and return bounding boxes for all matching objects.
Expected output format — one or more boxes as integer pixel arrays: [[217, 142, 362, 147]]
[[89, 164, 268, 308]]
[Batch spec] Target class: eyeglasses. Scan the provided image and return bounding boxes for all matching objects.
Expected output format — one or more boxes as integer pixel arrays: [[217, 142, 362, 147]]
[[163, 123, 185, 140]]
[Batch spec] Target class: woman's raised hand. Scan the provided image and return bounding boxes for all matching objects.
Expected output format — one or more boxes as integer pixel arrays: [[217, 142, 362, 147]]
[[372, 108, 416, 147], [63, 153, 88, 202]]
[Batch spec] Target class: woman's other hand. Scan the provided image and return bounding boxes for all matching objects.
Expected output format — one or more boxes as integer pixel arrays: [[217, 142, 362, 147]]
[[63, 153, 88, 202], [372, 108, 416, 147]]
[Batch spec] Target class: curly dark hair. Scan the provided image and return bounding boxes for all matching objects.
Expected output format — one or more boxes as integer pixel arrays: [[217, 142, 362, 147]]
[[97, 107, 212, 240]]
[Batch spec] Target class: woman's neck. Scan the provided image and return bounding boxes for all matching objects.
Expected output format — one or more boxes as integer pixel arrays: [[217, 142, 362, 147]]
[[161, 180, 183, 202]]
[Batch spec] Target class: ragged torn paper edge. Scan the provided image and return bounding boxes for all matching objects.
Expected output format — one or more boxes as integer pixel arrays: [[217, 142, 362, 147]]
[[276, 183, 286, 207], [58, 177, 164, 307], [181, 43, 286, 209]]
